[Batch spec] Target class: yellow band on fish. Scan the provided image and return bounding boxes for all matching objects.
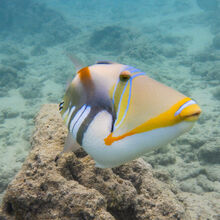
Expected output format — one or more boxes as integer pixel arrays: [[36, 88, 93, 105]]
[[104, 97, 197, 145]]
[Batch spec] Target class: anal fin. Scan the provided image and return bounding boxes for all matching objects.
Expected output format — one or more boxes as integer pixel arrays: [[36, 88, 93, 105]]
[[63, 132, 81, 153]]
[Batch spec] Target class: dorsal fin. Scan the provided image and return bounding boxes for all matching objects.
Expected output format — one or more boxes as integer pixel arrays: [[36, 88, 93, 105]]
[[96, 61, 116, 64], [66, 54, 85, 71]]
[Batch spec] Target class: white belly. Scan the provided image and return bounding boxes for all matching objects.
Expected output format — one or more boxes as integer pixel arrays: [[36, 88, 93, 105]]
[[82, 111, 194, 168]]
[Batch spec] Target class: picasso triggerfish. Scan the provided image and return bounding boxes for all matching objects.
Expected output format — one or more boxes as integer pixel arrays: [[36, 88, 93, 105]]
[[59, 61, 201, 168]]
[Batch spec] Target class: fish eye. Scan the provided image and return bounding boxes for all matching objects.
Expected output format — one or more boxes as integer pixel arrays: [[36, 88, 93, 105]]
[[119, 71, 131, 82]]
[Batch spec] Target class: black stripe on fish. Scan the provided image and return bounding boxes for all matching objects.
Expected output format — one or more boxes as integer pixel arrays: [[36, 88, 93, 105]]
[[76, 104, 115, 146], [59, 101, 64, 112]]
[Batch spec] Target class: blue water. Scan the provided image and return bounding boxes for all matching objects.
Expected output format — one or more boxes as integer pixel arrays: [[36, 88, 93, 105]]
[[0, 0, 219, 202]]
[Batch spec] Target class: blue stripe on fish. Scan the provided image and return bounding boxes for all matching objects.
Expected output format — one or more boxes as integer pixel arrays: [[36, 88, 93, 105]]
[[113, 72, 146, 130], [131, 72, 146, 78], [114, 79, 130, 130], [112, 78, 120, 106], [124, 65, 145, 74], [125, 65, 134, 70], [69, 105, 87, 132], [130, 68, 141, 73], [114, 80, 132, 130], [66, 106, 76, 126], [175, 100, 196, 116], [72, 105, 91, 139]]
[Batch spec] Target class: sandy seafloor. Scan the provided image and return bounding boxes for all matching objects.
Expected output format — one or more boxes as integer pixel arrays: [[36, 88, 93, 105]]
[[0, 0, 220, 211]]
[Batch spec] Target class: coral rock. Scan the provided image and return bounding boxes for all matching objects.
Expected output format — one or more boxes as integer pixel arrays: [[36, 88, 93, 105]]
[[0, 104, 192, 219]]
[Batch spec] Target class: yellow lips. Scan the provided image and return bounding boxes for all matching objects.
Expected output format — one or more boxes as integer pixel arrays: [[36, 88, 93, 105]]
[[180, 104, 202, 122]]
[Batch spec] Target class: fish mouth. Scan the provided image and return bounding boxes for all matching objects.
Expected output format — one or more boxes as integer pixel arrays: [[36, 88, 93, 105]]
[[180, 104, 202, 122]]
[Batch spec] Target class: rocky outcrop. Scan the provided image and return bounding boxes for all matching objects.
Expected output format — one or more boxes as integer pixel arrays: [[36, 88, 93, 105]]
[[0, 0, 78, 45], [0, 104, 219, 220]]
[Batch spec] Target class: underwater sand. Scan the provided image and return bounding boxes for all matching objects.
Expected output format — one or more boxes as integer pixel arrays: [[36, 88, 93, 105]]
[[0, 0, 220, 211]]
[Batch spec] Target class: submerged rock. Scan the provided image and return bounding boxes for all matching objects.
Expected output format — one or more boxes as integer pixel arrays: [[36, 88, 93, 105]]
[[0, 104, 219, 219], [19, 81, 42, 99], [191, 61, 220, 85], [212, 86, 220, 100], [196, 0, 219, 11], [0, 65, 19, 89], [30, 45, 48, 56], [213, 34, 220, 50], [198, 139, 220, 164], [89, 26, 132, 53], [0, 0, 78, 46]]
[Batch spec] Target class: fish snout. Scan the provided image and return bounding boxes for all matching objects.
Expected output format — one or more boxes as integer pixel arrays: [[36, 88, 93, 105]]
[[179, 103, 202, 122]]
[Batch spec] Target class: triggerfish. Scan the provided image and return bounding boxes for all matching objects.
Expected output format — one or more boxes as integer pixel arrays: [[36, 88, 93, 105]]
[[59, 61, 201, 168]]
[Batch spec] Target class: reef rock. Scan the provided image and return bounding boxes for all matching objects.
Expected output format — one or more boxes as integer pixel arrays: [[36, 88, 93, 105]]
[[198, 138, 220, 164], [196, 0, 219, 11], [213, 34, 220, 50], [89, 26, 132, 53], [0, 0, 78, 46], [0, 104, 216, 219]]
